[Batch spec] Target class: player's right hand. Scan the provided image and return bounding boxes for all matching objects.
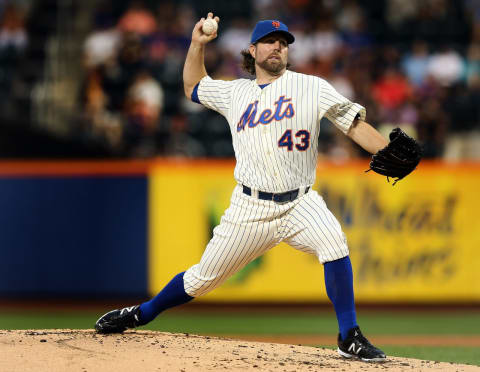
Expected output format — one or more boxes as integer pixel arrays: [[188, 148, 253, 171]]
[[191, 12, 220, 44]]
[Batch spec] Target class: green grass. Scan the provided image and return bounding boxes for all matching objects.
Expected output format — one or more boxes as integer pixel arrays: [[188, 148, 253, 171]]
[[1, 310, 479, 366], [366, 346, 480, 366], [1, 310, 479, 335], [149, 312, 480, 335], [1, 310, 479, 334], [311, 345, 480, 366], [0, 312, 97, 330]]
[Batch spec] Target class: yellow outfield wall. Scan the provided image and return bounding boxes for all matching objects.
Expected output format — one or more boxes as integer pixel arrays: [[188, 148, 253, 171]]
[[149, 160, 480, 303]]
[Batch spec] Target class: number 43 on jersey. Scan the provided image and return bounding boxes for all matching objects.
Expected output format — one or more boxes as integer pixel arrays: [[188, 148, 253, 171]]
[[278, 129, 310, 151]]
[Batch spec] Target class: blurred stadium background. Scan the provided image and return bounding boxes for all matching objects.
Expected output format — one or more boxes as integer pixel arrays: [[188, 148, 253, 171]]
[[0, 0, 479, 366]]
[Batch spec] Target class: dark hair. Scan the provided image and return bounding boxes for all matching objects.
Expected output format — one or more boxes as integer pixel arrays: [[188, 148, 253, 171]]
[[241, 48, 256, 76]]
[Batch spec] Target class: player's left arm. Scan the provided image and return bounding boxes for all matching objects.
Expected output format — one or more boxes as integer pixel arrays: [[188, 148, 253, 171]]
[[321, 79, 388, 154], [347, 119, 388, 154]]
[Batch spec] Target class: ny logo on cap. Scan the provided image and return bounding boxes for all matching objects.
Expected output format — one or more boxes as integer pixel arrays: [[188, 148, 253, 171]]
[[272, 21, 280, 28]]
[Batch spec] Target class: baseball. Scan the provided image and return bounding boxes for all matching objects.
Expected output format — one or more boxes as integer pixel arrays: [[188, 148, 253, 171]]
[[202, 18, 218, 35]]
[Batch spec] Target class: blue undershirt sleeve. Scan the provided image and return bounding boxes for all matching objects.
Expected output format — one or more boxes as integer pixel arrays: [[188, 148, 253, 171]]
[[191, 82, 200, 104]]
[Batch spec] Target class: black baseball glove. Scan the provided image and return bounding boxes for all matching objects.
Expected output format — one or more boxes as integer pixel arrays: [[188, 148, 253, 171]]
[[367, 128, 423, 185]]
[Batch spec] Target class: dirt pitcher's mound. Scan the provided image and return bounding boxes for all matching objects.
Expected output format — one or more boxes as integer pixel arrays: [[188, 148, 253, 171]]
[[0, 330, 478, 372]]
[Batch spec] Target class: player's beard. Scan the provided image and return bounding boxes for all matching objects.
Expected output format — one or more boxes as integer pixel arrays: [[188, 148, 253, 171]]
[[256, 57, 286, 75]]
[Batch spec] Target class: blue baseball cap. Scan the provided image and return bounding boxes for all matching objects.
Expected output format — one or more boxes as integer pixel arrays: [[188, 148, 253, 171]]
[[250, 20, 295, 44]]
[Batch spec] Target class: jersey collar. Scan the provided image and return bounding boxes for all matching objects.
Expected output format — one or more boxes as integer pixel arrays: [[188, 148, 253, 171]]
[[254, 70, 290, 91]]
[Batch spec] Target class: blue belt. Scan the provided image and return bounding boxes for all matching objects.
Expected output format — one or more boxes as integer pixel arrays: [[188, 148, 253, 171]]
[[242, 185, 310, 203]]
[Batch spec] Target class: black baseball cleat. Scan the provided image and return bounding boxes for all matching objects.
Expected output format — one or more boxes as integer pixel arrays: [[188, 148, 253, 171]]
[[337, 326, 386, 362], [95, 305, 141, 334]]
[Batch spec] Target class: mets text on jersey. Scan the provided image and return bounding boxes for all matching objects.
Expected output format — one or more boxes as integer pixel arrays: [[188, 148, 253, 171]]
[[237, 96, 295, 132]]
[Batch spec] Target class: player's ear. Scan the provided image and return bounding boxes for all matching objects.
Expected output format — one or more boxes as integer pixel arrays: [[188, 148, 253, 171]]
[[249, 44, 256, 58]]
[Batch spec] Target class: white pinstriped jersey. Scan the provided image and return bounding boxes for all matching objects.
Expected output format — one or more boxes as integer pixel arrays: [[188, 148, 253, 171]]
[[183, 70, 359, 296], [197, 69, 366, 193]]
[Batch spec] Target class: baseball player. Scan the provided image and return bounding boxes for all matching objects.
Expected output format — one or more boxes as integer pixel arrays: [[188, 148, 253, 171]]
[[96, 13, 390, 362]]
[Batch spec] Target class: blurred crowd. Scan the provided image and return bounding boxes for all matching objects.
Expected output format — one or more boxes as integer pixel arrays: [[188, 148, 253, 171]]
[[3, 0, 480, 159], [0, 1, 30, 113]]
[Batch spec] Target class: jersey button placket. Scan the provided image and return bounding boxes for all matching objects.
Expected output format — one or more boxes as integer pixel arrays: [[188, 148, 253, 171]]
[[269, 130, 280, 180], [259, 125, 277, 182], [265, 126, 272, 156]]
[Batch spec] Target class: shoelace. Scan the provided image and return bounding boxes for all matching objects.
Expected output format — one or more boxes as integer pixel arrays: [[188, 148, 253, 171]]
[[356, 333, 377, 350]]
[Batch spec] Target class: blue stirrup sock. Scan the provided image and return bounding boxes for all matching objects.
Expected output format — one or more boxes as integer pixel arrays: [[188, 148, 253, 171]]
[[324, 256, 358, 340], [138, 271, 193, 325]]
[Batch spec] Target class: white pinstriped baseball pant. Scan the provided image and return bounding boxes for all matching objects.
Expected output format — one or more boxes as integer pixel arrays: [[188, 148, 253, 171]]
[[183, 184, 349, 297]]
